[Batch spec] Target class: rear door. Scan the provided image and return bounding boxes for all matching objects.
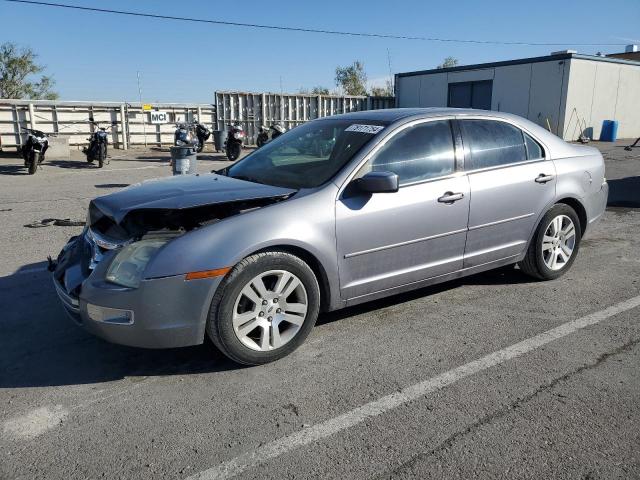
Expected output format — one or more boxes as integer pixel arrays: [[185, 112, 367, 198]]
[[459, 118, 556, 267]]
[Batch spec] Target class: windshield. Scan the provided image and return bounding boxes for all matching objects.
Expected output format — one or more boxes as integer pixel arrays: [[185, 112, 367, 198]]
[[226, 119, 388, 189]]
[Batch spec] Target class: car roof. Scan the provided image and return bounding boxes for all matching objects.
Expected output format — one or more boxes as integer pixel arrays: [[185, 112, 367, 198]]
[[321, 107, 521, 122], [318, 107, 576, 159]]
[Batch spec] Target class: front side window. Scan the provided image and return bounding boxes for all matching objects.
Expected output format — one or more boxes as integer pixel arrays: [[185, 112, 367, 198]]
[[460, 119, 527, 170], [226, 119, 388, 189], [359, 120, 455, 186]]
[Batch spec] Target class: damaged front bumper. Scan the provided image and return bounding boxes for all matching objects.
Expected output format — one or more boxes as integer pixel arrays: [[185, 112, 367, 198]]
[[52, 230, 221, 348]]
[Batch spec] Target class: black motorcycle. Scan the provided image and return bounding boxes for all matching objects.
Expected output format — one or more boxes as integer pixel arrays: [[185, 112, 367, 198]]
[[256, 123, 285, 148], [174, 122, 210, 153], [21, 127, 49, 175], [84, 119, 114, 168], [194, 123, 211, 153], [225, 122, 245, 161]]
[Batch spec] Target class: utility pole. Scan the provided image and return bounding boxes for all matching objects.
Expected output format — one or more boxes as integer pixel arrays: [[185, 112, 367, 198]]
[[137, 71, 147, 147]]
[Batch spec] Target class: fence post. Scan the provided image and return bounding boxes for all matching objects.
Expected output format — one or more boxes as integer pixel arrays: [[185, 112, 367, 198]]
[[28, 103, 36, 130], [120, 104, 128, 150]]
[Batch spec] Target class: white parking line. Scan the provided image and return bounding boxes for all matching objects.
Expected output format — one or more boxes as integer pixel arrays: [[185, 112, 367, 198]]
[[187, 294, 640, 480]]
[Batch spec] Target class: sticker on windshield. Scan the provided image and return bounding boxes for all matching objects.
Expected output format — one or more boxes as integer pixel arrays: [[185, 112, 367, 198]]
[[345, 124, 385, 134]]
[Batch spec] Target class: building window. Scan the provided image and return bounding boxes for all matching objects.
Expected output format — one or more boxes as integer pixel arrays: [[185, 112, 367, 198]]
[[447, 80, 493, 110]]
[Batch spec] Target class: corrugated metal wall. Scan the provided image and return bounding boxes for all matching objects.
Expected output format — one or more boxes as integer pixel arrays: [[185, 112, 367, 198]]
[[215, 91, 395, 144], [0, 93, 394, 150]]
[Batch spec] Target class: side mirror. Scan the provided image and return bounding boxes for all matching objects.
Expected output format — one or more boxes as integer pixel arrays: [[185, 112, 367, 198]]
[[353, 171, 399, 194]]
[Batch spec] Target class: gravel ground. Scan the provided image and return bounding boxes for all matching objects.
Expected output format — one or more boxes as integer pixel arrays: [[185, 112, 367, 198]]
[[0, 140, 639, 479]]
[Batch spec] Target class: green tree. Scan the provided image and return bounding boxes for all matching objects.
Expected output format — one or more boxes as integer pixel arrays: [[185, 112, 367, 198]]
[[298, 86, 331, 95], [437, 56, 459, 69], [0, 42, 59, 100], [335, 61, 367, 96], [369, 79, 393, 97], [311, 86, 330, 95]]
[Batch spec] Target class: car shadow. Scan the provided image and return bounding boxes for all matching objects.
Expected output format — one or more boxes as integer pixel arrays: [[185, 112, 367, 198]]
[[607, 176, 640, 208], [0, 265, 239, 389], [317, 265, 531, 326], [0, 261, 535, 389]]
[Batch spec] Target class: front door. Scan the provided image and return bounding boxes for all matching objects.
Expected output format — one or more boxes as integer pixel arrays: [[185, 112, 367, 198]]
[[335, 119, 470, 301]]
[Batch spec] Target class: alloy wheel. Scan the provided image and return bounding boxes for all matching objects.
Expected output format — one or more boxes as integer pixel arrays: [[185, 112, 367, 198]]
[[542, 214, 576, 271], [232, 270, 308, 351]]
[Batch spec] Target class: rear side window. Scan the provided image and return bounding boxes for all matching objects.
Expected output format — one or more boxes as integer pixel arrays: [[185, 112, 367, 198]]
[[364, 120, 455, 186], [524, 132, 544, 160], [460, 119, 527, 170]]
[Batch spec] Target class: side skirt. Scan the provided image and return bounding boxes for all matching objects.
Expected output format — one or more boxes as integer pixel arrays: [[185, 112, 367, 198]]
[[343, 253, 525, 308]]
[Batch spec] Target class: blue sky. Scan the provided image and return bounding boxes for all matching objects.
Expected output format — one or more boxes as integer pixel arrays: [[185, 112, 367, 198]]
[[1, 0, 638, 103]]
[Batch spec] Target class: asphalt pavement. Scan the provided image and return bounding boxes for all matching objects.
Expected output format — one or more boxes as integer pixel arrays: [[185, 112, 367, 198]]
[[0, 141, 639, 479]]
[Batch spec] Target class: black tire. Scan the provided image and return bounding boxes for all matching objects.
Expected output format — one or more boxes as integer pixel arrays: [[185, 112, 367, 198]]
[[256, 135, 266, 148], [206, 251, 321, 365], [227, 143, 241, 161], [519, 203, 582, 280], [28, 151, 38, 175], [98, 144, 106, 168]]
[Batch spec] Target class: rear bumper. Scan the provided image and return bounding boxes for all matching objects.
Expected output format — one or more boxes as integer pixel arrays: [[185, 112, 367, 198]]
[[52, 235, 222, 349]]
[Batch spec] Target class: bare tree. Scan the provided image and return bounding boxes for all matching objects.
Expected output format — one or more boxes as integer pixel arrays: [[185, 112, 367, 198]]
[[437, 56, 459, 69], [335, 61, 367, 96], [0, 42, 58, 100]]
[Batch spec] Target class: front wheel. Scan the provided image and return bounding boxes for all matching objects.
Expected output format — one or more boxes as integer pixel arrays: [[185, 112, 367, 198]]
[[226, 142, 241, 161], [519, 204, 581, 280], [98, 143, 106, 168], [207, 251, 320, 365], [27, 151, 38, 175]]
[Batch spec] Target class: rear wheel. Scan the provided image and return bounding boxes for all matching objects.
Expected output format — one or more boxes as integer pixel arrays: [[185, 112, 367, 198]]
[[207, 251, 320, 365], [519, 203, 581, 280]]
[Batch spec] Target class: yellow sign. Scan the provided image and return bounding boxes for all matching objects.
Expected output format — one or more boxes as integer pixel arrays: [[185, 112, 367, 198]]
[[142, 104, 153, 111]]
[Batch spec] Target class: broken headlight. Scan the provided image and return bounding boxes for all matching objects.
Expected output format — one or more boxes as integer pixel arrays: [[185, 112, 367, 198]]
[[105, 238, 169, 288]]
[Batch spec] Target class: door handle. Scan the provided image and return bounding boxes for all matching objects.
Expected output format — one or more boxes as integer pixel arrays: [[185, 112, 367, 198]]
[[535, 173, 554, 184], [438, 191, 464, 204]]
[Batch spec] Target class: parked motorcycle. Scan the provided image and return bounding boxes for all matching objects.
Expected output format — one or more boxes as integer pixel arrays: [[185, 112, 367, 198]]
[[21, 127, 49, 175], [256, 123, 286, 148], [225, 122, 245, 161], [84, 119, 114, 168], [174, 123, 195, 147], [194, 122, 211, 153]]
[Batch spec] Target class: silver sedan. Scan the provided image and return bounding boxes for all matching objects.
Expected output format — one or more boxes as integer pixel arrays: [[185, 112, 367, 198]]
[[52, 108, 608, 364]]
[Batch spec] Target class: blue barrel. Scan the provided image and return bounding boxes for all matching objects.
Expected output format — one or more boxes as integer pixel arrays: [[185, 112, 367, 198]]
[[600, 120, 619, 142]]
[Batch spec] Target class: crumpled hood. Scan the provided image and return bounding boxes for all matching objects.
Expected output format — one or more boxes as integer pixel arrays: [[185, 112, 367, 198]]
[[91, 173, 296, 223]]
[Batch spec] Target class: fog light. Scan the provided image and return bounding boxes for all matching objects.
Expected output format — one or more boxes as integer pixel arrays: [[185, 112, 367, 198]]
[[84, 303, 134, 325]]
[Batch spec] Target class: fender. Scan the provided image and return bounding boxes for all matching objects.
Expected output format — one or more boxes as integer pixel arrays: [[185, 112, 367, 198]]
[[143, 184, 343, 309]]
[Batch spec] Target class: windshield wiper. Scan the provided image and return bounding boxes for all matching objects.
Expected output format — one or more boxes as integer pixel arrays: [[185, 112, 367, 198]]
[[230, 174, 265, 185]]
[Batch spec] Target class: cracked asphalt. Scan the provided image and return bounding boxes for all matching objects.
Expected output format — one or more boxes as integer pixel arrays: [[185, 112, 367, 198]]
[[1, 141, 639, 479]]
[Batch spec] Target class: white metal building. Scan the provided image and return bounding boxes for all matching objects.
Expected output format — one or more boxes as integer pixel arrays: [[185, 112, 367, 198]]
[[395, 51, 640, 140]]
